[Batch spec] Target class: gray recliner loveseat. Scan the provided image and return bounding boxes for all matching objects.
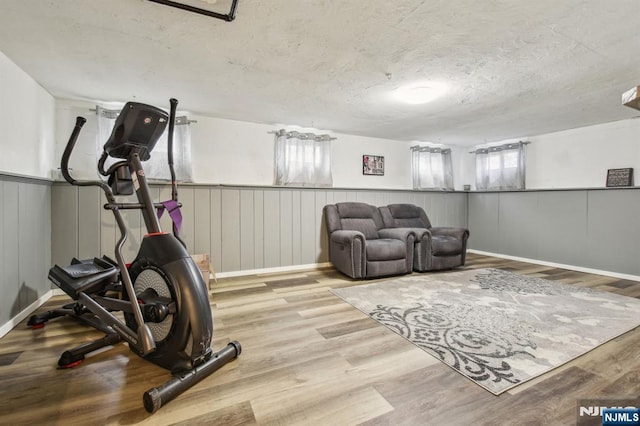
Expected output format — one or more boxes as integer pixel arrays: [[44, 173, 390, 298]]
[[324, 202, 415, 279]]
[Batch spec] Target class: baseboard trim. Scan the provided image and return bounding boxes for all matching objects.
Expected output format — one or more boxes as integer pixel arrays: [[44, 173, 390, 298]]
[[215, 262, 334, 279], [0, 290, 55, 338], [467, 249, 640, 282]]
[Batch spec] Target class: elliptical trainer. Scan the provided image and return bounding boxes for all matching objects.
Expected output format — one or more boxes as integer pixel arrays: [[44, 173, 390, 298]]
[[29, 98, 240, 413]]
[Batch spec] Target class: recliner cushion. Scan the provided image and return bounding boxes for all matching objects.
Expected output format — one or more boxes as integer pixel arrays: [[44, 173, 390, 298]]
[[340, 218, 379, 239], [336, 202, 377, 218], [394, 217, 426, 228], [387, 204, 422, 218], [366, 239, 406, 261], [386, 204, 431, 228], [431, 235, 463, 256], [336, 202, 382, 239]]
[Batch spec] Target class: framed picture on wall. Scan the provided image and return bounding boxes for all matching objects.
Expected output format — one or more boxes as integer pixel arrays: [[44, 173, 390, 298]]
[[363, 155, 384, 176], [606, 168, 634, 187]]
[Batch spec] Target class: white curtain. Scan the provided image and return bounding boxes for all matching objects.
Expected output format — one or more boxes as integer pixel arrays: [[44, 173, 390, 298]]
[[274, 130, 333, 187], [411, 146, 453, 190], [475, 142, 526, 190], [96, 106, 193, 182]]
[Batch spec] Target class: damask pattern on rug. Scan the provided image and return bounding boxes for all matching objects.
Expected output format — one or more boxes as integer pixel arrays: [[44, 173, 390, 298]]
[[471, 268, 599, 296], [370, 303, 536, 385]]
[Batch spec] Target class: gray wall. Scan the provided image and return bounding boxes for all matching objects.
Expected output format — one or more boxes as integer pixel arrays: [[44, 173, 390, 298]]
[[51, 184, 468, 274], [0, 174, 52, 327], [468, 188, 640, 276]]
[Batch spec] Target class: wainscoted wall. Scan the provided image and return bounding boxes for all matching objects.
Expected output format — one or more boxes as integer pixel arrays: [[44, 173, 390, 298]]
[[0, 174, 52, 333], [51, 183, 468, 274], [11, 181, 640, 337], [468, 188, 640, 277]]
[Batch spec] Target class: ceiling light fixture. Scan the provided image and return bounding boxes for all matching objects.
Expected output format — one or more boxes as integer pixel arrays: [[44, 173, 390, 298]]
[[393, 82, 449, 105], [622, 85, 640, 111]]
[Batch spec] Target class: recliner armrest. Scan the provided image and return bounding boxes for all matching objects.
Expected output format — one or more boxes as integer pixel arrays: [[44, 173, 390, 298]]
[[379, 228, 415, 242], [430, 226, 470, 240], [331, 230, 366, 245]]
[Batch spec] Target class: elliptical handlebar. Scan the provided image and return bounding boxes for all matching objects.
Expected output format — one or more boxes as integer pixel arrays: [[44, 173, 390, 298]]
[[166, 98, 187, 247], [60, 116, 113, 197], [60, 117, 87, 186], [167, 98, 178, 202]]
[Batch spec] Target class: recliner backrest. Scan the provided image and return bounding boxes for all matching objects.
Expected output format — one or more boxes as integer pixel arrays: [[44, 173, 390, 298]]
[[385, 204, 432, 229], [333, 202, 383, 240]]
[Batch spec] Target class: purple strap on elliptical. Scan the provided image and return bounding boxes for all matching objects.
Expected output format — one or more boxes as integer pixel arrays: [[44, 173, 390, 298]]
[[156, 200, 183, 235]]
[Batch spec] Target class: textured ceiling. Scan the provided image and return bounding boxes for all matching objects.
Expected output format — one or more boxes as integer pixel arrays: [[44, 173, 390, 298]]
[[0, 0, 639, 146]]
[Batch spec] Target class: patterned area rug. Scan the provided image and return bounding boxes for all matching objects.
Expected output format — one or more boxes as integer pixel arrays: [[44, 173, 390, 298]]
[[331, 268, 640, 394]]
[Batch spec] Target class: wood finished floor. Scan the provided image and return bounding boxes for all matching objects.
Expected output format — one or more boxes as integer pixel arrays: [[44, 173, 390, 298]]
[[1, 253, 640, 425]]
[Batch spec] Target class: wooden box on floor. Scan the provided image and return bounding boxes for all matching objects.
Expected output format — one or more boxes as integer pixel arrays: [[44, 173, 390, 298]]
[[191, 254, 216, 290]]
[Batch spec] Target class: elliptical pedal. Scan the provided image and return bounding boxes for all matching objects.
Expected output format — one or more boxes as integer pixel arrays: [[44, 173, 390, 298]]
[[48, 257, 118, 300]]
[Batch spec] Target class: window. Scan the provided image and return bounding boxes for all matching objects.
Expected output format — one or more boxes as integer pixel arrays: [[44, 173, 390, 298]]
[[96, 106, 193, 182], [411, 146, 454, 190], [274, 129, 333, 187], [475, 142, 526, 190]]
